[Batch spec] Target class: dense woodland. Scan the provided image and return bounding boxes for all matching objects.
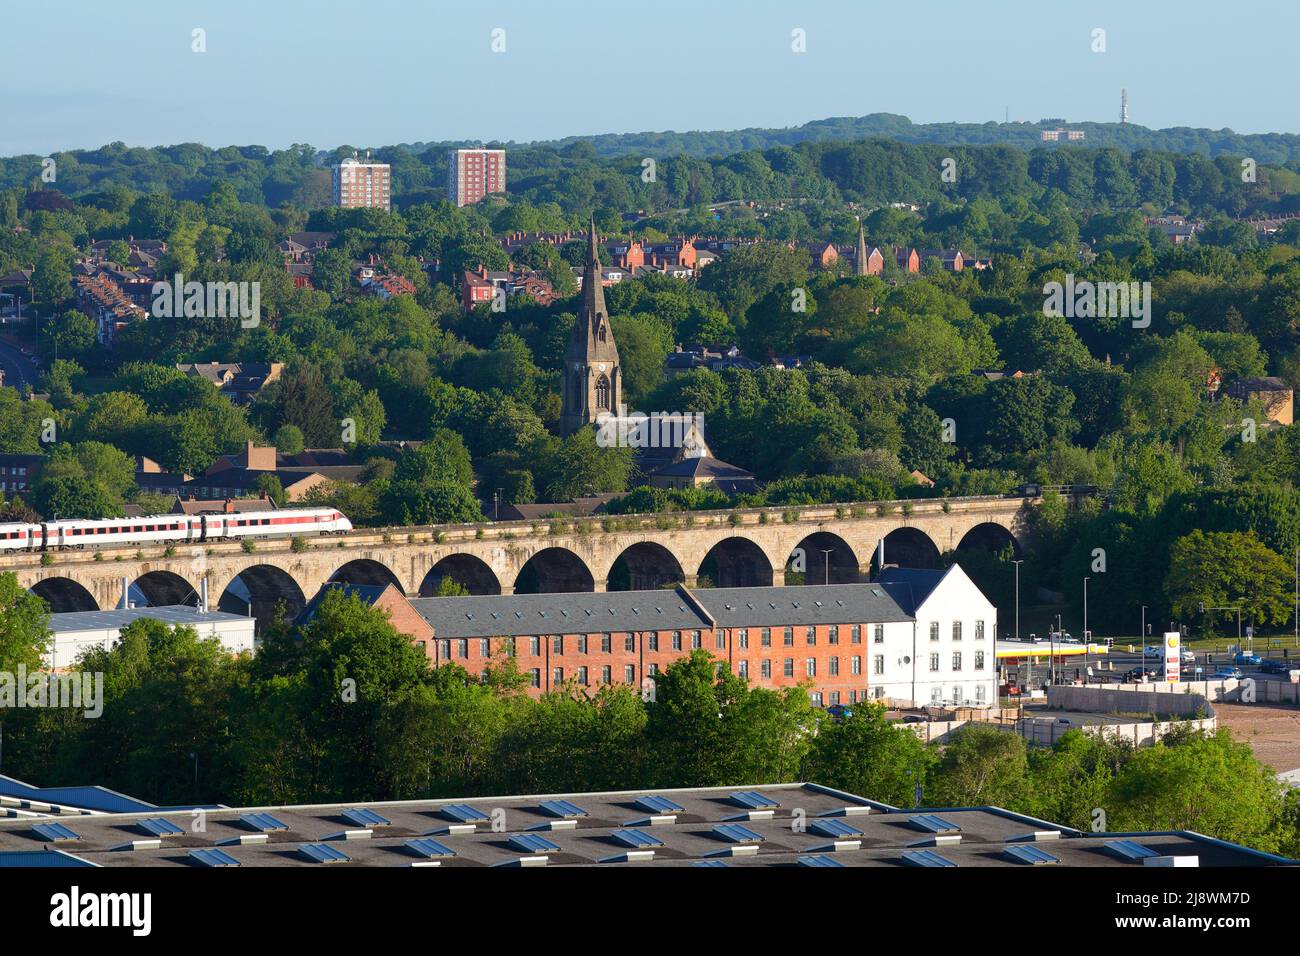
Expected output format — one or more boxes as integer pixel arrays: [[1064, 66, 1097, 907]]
[[2, 133, 1300, 635]]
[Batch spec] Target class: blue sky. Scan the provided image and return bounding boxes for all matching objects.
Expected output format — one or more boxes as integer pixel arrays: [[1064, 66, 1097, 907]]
[[1, 0, 1296, 155]]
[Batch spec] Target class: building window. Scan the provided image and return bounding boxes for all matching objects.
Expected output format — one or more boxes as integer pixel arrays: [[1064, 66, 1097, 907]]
[[829, 691, 840, 706], [851, 624, 862, 644], [806, 627, 816, 646], [479, 638, 490, 657], [624, 664, 635, 683], [715, 630, 725, 650], [576, 666, 588, 686], [649, 634, 659, 652], [829, 656, 839, 676], [738, 660, 749, 678], [625, 634, 635, 652], [601, 665, 611, 684], [873, 655, 884, 675], [952, 652, 962, 672], [852, 656, 862, 675], [929, 653, 940, 672], [527, 636, 539, 656], [457, 639, 468, 659], [577, 635, 588, 655], [952, 622, 962, 641], [761, 659, 771, 679], [692, 630, 702, 650], [438, 639, 451, 659], [929, 622, 940, 641], [530, 669, 540, 688], [761, 628, 772, 647], [806, 658, 817, 678], [810, 692, 823, 707], [975, 620, 985, 640], [931, 687, 943, 703], [552, 636, 563, 655], [976, 685, 986, 702], [952, 685, 964, 703], [553, 667, 564, 685], [672, 631, 682, 651], [738, 629, 749, 650], [648, 663, 658, 676], [873, 687, 885, 700], [601, 634, 611, 653], [828, 625, 839, 645], [784, 658, 794, 678], [784, 627, 794, 647], [594, 374, 611, 409], [975, 651, 985, 671], [874, 624, 884, 644]]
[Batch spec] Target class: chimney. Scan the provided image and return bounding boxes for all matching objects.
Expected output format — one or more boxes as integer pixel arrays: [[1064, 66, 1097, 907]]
[[121, 577, 130, 610]]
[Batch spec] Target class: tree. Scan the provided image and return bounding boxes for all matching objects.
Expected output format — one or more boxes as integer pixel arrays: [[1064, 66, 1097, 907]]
[[1107, 729, 1284, 851], [0, 572, 50, 670], [928, 723, 1029, 807], [801, 702, 933, 806], [1164, 530, 1294, 628], [273, 424, 305, 455]]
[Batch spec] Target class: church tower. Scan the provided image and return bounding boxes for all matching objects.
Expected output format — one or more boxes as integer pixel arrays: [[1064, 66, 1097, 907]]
[[561, 220, 622, 435]]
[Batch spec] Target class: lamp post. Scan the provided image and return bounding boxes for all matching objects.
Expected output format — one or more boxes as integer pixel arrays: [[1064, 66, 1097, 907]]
[[819, 549, 833, 586], [1082, 577, 1090, 683], [1009, 558, 1024, 642], [1141, 605, 1148, 678]]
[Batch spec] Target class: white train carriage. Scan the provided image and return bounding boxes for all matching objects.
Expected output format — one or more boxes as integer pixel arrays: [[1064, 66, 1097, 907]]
[[52, 515, 203, 549], [0, 523, 43, 553], [200, 508, 352, 540], [4, 508, 353, 552]]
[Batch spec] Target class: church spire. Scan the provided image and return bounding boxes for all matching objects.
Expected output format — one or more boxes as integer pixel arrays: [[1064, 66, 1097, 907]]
[[560, 217, 621, 435], [855, 218, 868, 277]]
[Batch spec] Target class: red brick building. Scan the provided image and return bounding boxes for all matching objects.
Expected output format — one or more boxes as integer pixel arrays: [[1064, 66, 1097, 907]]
[[402, 584, 916, 708], [333, 159, 391, 212]]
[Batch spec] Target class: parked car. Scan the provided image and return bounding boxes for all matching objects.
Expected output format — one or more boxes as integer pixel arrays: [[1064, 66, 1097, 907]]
[[826, 704, 853, 721], [1180, 650, 1197, 663], [1211, 666, 1245, 680], [1233, 651, 1262, 665], [1123, 666, 1160, 682], [1260, 659, 1294, 675]]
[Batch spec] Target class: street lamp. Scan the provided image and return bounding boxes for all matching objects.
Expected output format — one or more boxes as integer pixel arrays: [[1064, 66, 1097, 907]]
[[819, 549, 834, 586], [1140, 605, 1148, 678], [1082, 577, 1090, 683], [1007, 558, 1024, 642]]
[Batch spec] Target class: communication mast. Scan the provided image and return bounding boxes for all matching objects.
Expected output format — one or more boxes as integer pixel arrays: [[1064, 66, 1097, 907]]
[[1120, 89, 1129, 124]]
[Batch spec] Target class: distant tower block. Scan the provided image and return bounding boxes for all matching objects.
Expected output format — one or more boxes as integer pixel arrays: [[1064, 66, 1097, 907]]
[[1120, 89, 1129, 124]]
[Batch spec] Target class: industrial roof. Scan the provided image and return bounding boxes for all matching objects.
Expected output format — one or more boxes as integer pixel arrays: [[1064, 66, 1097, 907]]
[[0, 783, 1288, 868], [47, 606, 253, 634]]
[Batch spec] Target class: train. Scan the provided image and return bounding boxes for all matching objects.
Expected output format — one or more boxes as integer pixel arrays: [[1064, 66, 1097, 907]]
[[0, 507, 353, 552]]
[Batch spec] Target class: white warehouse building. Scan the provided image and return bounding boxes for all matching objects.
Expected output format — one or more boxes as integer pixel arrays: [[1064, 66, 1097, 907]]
[[44, 606, 256, 670], [873, 565, 999, 708]]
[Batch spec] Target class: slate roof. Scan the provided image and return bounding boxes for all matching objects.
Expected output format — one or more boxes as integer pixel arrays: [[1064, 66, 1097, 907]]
[[409, 583, 914, 639], [873, 566, 952, 615]]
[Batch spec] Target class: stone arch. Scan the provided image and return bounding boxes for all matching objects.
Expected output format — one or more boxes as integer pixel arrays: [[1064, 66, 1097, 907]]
[[871, 527, 941, 574], [697, 537, 774, 589], [606, 542, 685, 591], [956, 521, 1021, 558], [329, 559, 405, 593], [30, 577, 99, 612], [131, 570, 199, 607], [219, 565, 307, 631], [786, 531, 860, 586], [514, 547, 595, 594], [419, 554, 502, 596]]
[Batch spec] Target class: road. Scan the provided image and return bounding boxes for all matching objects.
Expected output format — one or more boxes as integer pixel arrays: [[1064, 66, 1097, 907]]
[[0, 338, 38, 390]]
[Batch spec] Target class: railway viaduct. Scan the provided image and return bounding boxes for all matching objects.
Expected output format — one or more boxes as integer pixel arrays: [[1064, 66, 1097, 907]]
[[0, 493, 1060, 631]]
